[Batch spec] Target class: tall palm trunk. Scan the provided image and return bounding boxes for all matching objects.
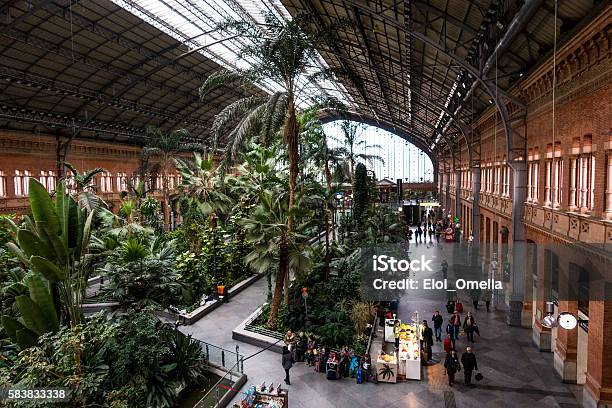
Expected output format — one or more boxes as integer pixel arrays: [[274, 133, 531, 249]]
[[162, 167, 170, 231], [285, 97, 298, 233], [324, 158, 332, 277], [283, 96, 298, 305], [324, 158, 335, 241], [267, 240, 288, 329]]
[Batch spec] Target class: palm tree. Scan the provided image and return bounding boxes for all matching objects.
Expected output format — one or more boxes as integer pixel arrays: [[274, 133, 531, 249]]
[[299, 108, 344, 275], [62, 162, 106, 212], [174, 152, 233, 228], [333, 121, 385, 179], [239, 186, 315, 329], [227, 142, 284, 207], [200, 13, 354, 235], [141, 127, 206, 230]]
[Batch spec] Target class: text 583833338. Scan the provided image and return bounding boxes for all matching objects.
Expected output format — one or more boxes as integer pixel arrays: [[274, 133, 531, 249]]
[[1, 387, 70, 402]]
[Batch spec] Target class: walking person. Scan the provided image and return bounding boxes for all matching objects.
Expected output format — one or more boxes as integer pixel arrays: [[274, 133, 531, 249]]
[[450, 311, 461, 341], [435, 223, 442, 243], [432, 311, 443, 342], [443, 333, 453, 354], [444, 350, 461, 386], [463, 311, 477, 343], [284, 329, 297, 359], [416, 224, 423, 243], [461, 347, 478, 386], [483, 289, 492, 312], [282, 346, 294, 385], [441, 259, 448, 279], [422, 320, 434, 361]]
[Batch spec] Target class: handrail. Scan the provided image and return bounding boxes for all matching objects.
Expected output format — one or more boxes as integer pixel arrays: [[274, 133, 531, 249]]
[[194, 359, 242, 408]]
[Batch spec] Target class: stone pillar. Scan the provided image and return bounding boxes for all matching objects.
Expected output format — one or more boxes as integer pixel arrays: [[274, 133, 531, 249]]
[[445, 171, 451, 212], [471, 166, 481, 243], [554, 300, 579, 382], [605, 154, 612, 219], [455, 169, 461, 222], [554, 260, 579, 383], [508, 161, 527, 326], [583, 298, 612, 408], [532, 242, 552, 350]]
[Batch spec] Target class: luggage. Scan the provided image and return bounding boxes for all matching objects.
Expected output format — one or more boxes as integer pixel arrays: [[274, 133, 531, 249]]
[[475, 372, 483, 381], [455, 302, 463, 312], [356, 368, 363, 384]]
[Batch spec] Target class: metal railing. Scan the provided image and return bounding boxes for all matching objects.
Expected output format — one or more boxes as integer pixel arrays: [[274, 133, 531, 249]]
[[194, 360, 242, 408], [195, 339, 244, 374]]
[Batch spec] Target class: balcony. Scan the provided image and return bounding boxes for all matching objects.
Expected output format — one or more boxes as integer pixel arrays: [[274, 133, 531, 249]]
[[524, 203, 612, 247]]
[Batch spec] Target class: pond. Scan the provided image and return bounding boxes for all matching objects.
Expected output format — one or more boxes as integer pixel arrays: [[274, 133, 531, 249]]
[[178, 373, 236, 408]]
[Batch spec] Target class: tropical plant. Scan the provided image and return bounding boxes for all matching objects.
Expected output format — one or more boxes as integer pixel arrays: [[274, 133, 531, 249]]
[[4, 179, 94, 330], [63, 162, 107, 212], [99, 237, 187, 308], [350, 301, 377, 335], [226, 143, 283, 207], [365, 206, 403, 243], [353, 163, 369, 229], [200, 12, 354, 235], [141, 126, 206, 230], [239, 187, 315, 329], [174, 152, 233, 225], [332, 121, 384, 179]]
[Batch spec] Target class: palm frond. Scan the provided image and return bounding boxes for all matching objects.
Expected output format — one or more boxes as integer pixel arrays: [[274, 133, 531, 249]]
[[227, 104, 266, 161], [261, 92, 287, 144], [211, 96, 266, 148], [199, 69, 257, 99]]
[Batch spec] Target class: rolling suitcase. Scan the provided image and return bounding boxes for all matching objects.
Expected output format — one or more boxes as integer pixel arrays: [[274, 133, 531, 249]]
[[356, 368, 363, 384]]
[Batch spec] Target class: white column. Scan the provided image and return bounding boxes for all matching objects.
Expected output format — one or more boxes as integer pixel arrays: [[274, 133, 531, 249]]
[[569, 157, 577, 210], [527, 163, 532, 202], [580, 156, 588, 212], [533, 162, 539, 202], [544, 161, 552, 207], [590, 156, 595, 211], [606, 155, 612, 219], [552, 159, 559, 208]]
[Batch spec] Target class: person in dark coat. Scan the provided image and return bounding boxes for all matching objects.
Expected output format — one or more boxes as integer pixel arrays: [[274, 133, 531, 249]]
[[422, 320, 434, 361], [463, 312, 477, 343], [295, 331, 306, 362], [450, 311, 461, 340], [461, 347, 478, 386], [444, 350, 461, 386], [432, 310, 444, 342], [282, 346, 294, 385]]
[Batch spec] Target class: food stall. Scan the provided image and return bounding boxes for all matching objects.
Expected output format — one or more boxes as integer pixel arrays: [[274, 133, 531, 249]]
[[397, 323, 422, 380], [376, 352, 398, 383], [235, 383, 288, 408]]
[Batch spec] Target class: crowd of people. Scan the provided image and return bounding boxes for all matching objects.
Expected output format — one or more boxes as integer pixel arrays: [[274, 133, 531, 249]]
[[281, 330, 376, 385]]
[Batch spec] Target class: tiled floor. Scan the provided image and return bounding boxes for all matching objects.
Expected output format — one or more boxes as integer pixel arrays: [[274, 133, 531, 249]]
[[181, 239, 583, 408]]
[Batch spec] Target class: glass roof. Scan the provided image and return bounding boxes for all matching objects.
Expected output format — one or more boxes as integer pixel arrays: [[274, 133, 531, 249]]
[[111, 0, 355, 109]]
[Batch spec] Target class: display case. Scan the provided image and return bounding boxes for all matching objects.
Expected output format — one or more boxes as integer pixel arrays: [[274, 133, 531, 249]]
[[384, 318, 399, 343], [235, 384, 288, 408], [397, 323, 422, 380]]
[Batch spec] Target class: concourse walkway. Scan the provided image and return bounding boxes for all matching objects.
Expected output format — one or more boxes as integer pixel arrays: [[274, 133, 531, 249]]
[[182, 239, 583, 408]]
